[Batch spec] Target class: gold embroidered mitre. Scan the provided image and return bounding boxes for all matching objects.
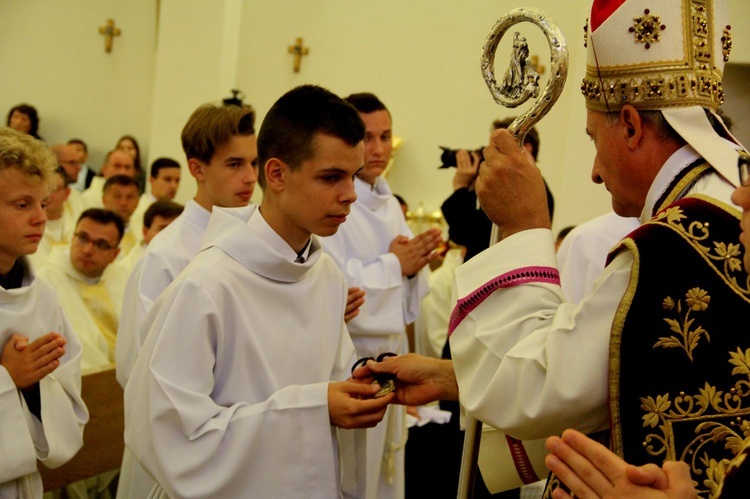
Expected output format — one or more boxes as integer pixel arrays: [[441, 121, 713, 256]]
[[582, 0, 732, 112]]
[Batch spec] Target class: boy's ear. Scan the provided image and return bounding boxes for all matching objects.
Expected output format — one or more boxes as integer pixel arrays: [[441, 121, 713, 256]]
[[187, 158, 205, 181], [264, 158, 286, 192]]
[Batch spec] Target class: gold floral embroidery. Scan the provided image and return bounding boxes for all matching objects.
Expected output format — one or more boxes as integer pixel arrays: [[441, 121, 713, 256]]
[[715, 438, 749, 497], [652, 206, 750, 295], [640, 350, 750, 498], [657, 288, 711, 361], [703, 457, 728, 498]]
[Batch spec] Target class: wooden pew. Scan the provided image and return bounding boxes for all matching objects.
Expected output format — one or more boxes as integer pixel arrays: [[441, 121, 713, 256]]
[[38, 365, 124, 491]]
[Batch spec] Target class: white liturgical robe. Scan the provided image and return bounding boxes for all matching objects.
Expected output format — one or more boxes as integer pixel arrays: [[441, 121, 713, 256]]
[[556, 212, 640, 304], [449, 145, 739, 441], [27, 216, 74, 273], [81, 176, 105, 210], [321, 176, 429, 499], [115, 199, 210, 387], [0, 259, 88, 498], [37, 247, 127, 372], [128, 192, 155, 245], [125, 205, 362, 498], [115, 199, 210, 499]]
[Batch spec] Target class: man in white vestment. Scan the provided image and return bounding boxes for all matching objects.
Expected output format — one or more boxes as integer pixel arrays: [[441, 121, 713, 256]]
[[28, 169, 74, 271], [101, 175, 140, 258], [81, 149, 135, 209], [38, 209, 127, 372], [0, 128, 88, 499], [129, 157, 181, 244], [125, 84, 392, 498], [357, 0, 747, 492], [114, 102, 258, 499], [320, 92, 442, 499]]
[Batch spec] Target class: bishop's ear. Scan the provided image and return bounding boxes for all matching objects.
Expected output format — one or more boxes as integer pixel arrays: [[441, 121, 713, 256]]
[[620, 105, 644, 148]]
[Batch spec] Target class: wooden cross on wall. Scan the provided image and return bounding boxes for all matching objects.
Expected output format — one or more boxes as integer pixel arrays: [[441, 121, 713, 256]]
[[99, 19, 121, 53], [288, 37, 309, 72]]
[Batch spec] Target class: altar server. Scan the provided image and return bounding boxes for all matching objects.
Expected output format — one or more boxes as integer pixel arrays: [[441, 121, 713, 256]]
[[125, 84, 391, 498], [0, 127, 88, 498]]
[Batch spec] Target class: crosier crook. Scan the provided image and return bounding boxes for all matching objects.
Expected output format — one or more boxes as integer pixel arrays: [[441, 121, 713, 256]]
[[457, 8, 569, 499]]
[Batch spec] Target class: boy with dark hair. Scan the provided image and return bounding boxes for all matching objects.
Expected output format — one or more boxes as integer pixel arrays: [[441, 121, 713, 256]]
[[0, 127, 88, 497], [125, 84, 391, 497], [115, 200, 184, 277], [129, 157, 182, 245], [141, 200, 184, 244]]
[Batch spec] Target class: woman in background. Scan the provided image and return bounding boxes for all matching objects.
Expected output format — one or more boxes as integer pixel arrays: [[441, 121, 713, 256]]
[[7, 103, 42, 140], [116, 134, 145, 193]]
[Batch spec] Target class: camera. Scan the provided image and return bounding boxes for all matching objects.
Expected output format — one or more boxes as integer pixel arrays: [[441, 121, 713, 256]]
[[438, 146, 484, 169]]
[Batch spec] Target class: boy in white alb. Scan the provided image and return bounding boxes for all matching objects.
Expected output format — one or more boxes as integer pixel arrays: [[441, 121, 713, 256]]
[[0, 128, 88, 498], [115, 103, 258, 498], [125, 85, 392, 497]]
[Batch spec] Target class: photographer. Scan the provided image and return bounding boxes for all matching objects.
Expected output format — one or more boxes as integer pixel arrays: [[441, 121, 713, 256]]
[[440, 118, 554, 261]]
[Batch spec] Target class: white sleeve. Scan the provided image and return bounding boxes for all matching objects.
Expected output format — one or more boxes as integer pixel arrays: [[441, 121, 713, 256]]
[[0, 297, 87, 479], [450, 228, 630, 440], [322, 225, 429, 339], [116, 249, 180, 388]]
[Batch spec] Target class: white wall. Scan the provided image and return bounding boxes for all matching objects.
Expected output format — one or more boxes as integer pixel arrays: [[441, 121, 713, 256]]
[[239, 0, 601, 233], [0, 0, 157, 171], [3, 0, 749, 233]]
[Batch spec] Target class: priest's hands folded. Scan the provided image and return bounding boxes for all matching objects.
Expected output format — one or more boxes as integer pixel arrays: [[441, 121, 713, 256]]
[[351, 353, 459, 406], [328, 380, 394, 429], [0, 332, 67, 389]]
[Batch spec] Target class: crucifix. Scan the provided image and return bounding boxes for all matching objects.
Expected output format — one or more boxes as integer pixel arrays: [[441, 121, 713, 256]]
[[99, 19, 121, 53], [288, 37, 309, 72]]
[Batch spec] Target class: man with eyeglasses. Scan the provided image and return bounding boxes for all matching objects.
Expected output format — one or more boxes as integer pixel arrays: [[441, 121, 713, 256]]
[[38, 208, 128, 372]]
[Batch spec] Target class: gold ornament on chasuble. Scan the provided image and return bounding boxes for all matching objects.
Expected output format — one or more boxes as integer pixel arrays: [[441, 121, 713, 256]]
[[608, 195, 750, 498]]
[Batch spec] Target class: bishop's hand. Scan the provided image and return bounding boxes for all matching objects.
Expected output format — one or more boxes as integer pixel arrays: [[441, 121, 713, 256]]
[[352, 353, 459, 406], [476, 129, 550, 240]]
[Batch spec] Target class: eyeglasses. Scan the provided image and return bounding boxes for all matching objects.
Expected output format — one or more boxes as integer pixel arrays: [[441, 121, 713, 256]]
[[73, 232, 117, 251], [740, 150, 750, 187]]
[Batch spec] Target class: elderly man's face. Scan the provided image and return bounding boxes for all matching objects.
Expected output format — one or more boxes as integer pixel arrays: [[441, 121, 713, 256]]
[[586, 109, 651, 218], [57, 145, 82, 182], [102, 151, 135, 179]]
